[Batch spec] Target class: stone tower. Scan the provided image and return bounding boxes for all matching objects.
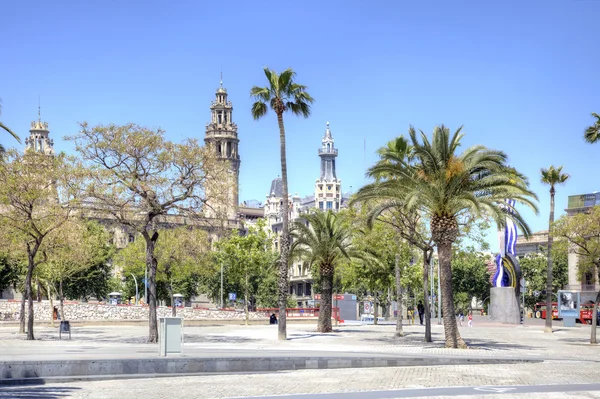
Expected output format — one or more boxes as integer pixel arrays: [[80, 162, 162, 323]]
[[314, 122, 341, 211], [204, 77, 240, 221], [25, 108, 54, 155]]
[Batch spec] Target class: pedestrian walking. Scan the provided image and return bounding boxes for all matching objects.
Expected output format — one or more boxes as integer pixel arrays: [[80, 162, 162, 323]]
[[468, 311, 473, 327], [459, 311, 464, 326], [417, 301, 424, 325]]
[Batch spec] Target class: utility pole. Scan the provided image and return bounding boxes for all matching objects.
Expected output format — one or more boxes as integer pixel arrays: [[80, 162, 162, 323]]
[[144, 267, 147, 305]]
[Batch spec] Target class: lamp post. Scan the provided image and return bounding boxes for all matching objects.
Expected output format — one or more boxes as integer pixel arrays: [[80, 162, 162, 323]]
[[220, 263, 224, 309], [130, 273, 139, 305]]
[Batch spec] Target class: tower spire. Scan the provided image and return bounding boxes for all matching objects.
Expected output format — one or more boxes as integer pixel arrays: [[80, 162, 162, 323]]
[[38, 95, 41, 122], [220, 70, 223, 88]]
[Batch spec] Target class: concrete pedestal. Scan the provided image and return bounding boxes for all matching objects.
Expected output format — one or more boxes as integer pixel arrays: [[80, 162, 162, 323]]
[[489, 287, 520, 324]]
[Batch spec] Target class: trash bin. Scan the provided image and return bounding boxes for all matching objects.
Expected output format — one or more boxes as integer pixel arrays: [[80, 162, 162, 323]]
[[159, 317, 183, 356], [59, 320, 71, 340]]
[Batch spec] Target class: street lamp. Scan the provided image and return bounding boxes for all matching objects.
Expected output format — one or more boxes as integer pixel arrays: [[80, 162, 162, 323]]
[[130, 273, 139, 305]]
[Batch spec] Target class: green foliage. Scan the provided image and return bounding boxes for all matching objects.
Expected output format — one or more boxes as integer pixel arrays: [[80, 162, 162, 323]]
[[0, 252, 23, 293], [451, 247, 492, 312], [520, 242, 569, 310], [554, 207, 600, 280], [115, 227, 211, 303], [200, 221, 278, 309], [584, 112, 600, 144], [61, 221, 115, 301]]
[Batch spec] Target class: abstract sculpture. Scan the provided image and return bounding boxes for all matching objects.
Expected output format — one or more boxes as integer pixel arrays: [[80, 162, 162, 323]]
[[492, 199, 522, 291]]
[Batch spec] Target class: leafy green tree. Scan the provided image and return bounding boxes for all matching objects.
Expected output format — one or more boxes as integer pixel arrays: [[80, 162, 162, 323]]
[[352, 137, 436, 342], [116, 227, 211, 311], [68, 123, 224, 343], [541, 165, 570, 333], [291, 211, 362, 333], [583, 112, 600, 144], [212, 222, 278, 324], [0, 99, 21, 154], [62, 222, 115, 302], [519, 243, 568, 311], [451, 247, 491, 313], [0, 251, 23, 295], [250, 67, 314, 340], [554, 207, 600, 344], [358, 127, 538, 348], [0, 150, 81, 339], [37, 219, 100, 321]]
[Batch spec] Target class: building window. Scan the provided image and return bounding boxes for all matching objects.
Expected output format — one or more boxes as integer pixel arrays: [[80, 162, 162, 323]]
[[306, 283, 311, 296], [319, 202, 324, 210], [298, 264, 302, 276], [128, 234, 135, 243], [297, 284, 304, 297], [289, 285, 293, 295], [326, 201, 333, 210]]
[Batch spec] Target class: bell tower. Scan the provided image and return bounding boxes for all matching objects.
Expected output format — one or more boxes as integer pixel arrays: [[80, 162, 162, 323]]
[[25, 107, 54, 155], [204, 76, 240, 220], [315, 122, 341, 211]]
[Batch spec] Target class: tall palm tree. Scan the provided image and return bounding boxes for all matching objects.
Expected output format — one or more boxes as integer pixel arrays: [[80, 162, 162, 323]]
[[290, 211, 358, 333], [250, 67, 314, 340], [584, 113, 600, 144], [0, 99, 22, 154], [352, 137, 435, 342], [541, 165, 570, 333], [362, 126, 538, 348]]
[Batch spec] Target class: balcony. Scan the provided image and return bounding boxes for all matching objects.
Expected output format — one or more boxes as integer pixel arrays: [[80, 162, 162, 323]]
[[318, 148, 338, 155]]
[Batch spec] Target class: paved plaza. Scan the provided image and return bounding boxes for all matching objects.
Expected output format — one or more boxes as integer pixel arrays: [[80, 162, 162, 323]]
[[0, 316, 599, 398]]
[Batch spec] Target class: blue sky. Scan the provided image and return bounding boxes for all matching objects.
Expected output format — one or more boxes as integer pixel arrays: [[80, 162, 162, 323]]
[[2, 1, 599, 250]]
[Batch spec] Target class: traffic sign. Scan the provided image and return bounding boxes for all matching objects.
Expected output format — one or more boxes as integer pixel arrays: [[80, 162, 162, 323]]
[[363, 302, 372, 314], [228, 293, 236, 301]]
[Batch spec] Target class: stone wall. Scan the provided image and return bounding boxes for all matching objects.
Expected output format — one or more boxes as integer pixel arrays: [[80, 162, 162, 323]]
[[0, 300, 270, 322]]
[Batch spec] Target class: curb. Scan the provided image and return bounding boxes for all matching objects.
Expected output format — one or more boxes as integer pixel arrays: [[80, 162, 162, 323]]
[[0, 355, 542, 385]]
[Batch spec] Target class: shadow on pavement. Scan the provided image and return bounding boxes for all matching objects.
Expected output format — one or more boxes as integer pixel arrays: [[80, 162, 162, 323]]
[[183, 334, 257, 344], [0, 386, 81, 398]]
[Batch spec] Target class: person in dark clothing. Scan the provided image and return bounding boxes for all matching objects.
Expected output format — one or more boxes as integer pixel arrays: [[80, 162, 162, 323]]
[[417, 301, 425, 325], [269, 313, 278, 325]]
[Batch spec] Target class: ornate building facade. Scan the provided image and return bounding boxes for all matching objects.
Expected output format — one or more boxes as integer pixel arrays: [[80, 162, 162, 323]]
[[264, 122, 350, 307]]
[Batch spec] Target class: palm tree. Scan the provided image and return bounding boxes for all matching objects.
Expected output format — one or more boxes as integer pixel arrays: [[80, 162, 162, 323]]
[[541, 165, 570, 333], [361, 126, 538, 348], [250, 67, 314, 340], [0, 99, 22, 154], [584, 113, 600, 144], [290, 211, 357, 333], [352, 137, 435, 342]]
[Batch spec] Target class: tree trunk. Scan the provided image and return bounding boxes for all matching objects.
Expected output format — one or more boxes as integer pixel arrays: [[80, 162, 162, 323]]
[[395, 253, 404, 337], [244, 272, 249, 326], [36, 278, 42, 302], [59, 280, 65, 321], [145, 232, 159, 343], [276, 112, 289, 341], [19, 295, 26, 334], [591, 290, 600, 344], [374, 293, 379, 325], [23, 245, 39, 340], [318, 268, 333, 333], [422, 249, 432, 342], [545, 188, 555, 334], [437, 242, 466, 348], [49, 282, 55, 328], [170, 283, 176, 317]]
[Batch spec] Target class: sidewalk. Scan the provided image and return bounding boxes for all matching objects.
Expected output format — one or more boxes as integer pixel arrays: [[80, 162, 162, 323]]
[[1, 316, 598, 362]]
